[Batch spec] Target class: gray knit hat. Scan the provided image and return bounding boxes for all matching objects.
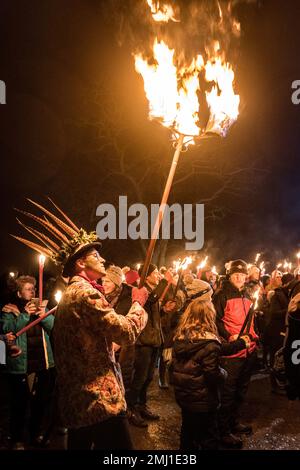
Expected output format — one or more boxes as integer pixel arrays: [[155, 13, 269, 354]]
[[104, 266, 123, 287], [185, 278, 212, 301]]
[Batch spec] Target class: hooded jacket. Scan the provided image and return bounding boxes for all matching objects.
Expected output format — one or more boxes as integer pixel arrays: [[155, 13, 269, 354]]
[[213, 280, 258, 358], [171, 334, 247, 412]]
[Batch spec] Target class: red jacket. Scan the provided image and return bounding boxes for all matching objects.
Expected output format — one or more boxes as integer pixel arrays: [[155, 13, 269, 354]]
[[213, 280, 258, 358]]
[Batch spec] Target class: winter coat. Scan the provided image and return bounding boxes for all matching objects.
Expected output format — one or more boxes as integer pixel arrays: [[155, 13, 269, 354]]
[[161, 308, 182, 348], [136, 281, 164, 348], [108, 283, 135, 393], [171, 334, 247, 412], [213, 280, 258, 358], [112, 283, 132, 317], [53, 275, 147, 429], [0, 309, 54, 374], [264, 287, 289, 344], [284, 281, 300, 400]]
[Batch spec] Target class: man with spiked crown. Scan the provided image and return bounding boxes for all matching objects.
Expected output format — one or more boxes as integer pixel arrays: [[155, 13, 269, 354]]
[[12, 198, 149, 450]]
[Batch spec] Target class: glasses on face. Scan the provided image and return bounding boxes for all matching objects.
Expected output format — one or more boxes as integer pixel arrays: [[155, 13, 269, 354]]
[[85, 252, 102, 261]]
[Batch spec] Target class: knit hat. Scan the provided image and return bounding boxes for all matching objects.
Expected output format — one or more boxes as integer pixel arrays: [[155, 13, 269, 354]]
[[282, 273, 294, 286], [185, 278, 212, 301], [261, 274, 270, 288], [138, 263, 157, 278], [104, 266, 123, 287], [183, 273, 196, 285], [227, 259, 248, 276], [125, 269, 140, 286], [122, 266, 130, 276]]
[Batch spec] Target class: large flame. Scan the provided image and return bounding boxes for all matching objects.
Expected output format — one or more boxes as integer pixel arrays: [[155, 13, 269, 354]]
[[135, 37, 239, 142], [253, 289, 259, 310], [197, 255, 208, 271], [146, 0, 178, 23]]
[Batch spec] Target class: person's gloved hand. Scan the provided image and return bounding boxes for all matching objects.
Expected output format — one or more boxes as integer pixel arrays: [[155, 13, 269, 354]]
[[240, 335, 251, 349], [132, 287, 149, 307]]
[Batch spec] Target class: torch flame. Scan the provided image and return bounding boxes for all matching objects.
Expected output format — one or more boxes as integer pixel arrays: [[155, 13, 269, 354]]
[[197, 256, 208, 271], [260, 261, 266, 276], [181, 256, 193, 271], [297, 252, 300, 259], [283, 260, 291, 272], [212, 266, 218, 275], [173, 256, 193, 272], [173, 259, 182, 273], [205, 53, 240, 137], [253, 289, 259, 310], [39, 254, 46, 266], [54, 290, 62, 304], [146, 0, 178, 23], [255, 253, 261, 264], [135, 36, 239, 143]]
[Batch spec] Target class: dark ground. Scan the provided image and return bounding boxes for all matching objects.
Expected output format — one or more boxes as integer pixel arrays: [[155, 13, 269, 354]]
[[1, 368, 300, 451]]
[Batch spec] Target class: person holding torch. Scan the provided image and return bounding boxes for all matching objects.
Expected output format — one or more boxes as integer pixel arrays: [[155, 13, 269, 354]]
[[11, 198, 149, 450], [0, 275, 55, 450], [213, 259, 258, 449]]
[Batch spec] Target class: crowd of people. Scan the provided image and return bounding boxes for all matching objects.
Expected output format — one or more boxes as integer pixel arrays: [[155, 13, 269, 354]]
[[1, 255, 300, 451], [0, 200, 299, 451]]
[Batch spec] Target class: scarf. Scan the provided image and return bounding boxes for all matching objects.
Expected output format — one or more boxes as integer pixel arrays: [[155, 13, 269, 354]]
[[78, 274, 104, 294]]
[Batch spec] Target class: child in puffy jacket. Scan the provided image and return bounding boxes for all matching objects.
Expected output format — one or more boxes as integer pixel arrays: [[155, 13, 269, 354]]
[[171, 297, 250, 450]]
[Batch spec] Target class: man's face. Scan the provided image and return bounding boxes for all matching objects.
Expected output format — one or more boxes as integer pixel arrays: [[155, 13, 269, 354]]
[[230, 272, 247, 290], [146, 268, 160, 288], [81, 250, 106, 279], [102, 277, 116, 295], [19, 282, 35, 301]]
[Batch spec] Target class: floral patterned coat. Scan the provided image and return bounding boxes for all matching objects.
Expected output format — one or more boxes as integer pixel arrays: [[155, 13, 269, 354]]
[[53, 275, 147, 429]]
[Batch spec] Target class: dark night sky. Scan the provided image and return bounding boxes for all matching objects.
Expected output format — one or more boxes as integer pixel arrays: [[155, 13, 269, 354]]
[[0, 0, 300, 278]]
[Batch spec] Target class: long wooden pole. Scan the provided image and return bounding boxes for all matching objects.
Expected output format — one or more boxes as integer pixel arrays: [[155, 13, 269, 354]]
[[15, 306, 57, 337], [139, 134, 184, 287]]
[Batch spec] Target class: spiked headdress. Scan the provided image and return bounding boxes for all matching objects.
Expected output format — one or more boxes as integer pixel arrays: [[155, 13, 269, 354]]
[[12, 198, 102, 276]]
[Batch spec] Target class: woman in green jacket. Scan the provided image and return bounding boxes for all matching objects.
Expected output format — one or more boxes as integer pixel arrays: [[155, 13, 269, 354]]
[[1, 275, 55, 450]]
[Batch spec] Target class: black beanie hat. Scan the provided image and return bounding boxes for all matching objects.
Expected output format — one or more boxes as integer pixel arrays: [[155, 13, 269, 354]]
[[138, 263, 157, 278], [282, 273, 294, 286], [228, 259, 248, 276], [261, 274, 271, 288]]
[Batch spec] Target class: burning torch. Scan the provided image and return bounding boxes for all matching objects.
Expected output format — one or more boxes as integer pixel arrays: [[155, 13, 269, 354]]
[[135, 3, 240, 285]]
